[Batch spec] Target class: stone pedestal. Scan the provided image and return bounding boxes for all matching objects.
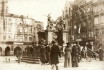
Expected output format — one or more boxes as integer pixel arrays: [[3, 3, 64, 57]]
[[45, 30, 68, 45], [45, 30, 54, 44], [63, 30, 68, 43], [38, 31, 45, 40], [38, 29, 69, 47]]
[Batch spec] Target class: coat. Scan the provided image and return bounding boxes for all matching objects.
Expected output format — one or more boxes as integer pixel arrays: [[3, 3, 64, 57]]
[[72, 46, 79, 67], [16, 50, 22, 58], [99, 48, 104, 61], [50, 45, 61, 65], [64, 47, 72, 67], [40, 47, 47, 63], [64, 47, 72, 58], [45, 46, 50, 63]]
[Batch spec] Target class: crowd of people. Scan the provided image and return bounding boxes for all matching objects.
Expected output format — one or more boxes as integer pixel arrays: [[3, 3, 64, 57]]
[[39, 41, 61, 70], [15, 39, 104, 70], [39, 40, 104, 70]]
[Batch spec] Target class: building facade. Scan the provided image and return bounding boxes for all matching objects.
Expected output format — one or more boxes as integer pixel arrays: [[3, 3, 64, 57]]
[[63, 0, 104, 47], [93, 0, 104, 48], [0, 0, 44, 56]]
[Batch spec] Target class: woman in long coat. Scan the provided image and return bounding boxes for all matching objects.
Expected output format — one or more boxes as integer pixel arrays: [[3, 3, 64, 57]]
[[64, 42, 72, 68], [50, 41, 61, 70], [72, 45, 79, 67], [98, 45, 104, 61], [45, 44, 50, 64], [40, 44, 47, 65]]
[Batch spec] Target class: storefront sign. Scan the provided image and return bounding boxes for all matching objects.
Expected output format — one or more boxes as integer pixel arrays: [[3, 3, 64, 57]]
[[76, 39, 82, 41], [13, 42, 23, 45]]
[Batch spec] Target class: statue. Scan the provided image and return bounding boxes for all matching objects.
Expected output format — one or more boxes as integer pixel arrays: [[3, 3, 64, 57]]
[[46, 13, 54, 30], [56, 17, 65, 30]]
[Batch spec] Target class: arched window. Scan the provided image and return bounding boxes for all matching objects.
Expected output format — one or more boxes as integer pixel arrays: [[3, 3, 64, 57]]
[[29, 37, 32, 41]]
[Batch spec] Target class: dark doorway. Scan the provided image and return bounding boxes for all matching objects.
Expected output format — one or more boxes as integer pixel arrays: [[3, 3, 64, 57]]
[[24, 46, 33, 56], [30, 47, 33, 55], [14, 46, 22, 55], [5, 47, 10, 56], [0, 47, 2, 56], [56, 30, 63, 46]]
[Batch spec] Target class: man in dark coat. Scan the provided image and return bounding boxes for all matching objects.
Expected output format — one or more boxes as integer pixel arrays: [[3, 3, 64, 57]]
[[50, 41, 61, 70], [72, 44, 79, 67], [76, 43, 81, 62], [98, 45, 104, 61]]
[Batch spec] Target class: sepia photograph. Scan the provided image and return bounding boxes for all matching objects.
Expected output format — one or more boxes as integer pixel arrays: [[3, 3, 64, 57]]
[[0, 0, 104, 70]]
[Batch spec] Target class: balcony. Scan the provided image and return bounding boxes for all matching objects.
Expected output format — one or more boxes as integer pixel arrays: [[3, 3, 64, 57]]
[[87, 37, 94, 41], [17, 32, 24, 35], [86, 11, 93, 16], [93, 0, 104, 5], [94, 10, 104, 16], [94, 25, 100, 28]]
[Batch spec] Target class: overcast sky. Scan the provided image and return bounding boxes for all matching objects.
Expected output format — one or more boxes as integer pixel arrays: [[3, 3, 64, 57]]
[[8, 0, 74, 29]]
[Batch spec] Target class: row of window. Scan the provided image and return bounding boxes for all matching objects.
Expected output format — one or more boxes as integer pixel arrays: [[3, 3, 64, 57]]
[[64, 6, 92, 17], [5, 18, 32, 25], [64, 0, 103, 16], [2, 35, 32, 41], [19, 27, 32, 33], [80, 31, 94, 38], [95, 33, 104, 40], [4, 26, 32, 33], [77, 0, 100, 3], [93, 4, 104, 12], [14, 37, 32, 42], [94, 15, 104, 25], [3, 35, 12, 41], [72, 31, 93, 40], [74, 30, 104, 39]]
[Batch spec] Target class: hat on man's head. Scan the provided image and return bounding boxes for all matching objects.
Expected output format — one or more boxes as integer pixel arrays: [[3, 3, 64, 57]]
[[66, 42, 70, 45], [44, 43, 49, 46], [51, 41, 56, 44]]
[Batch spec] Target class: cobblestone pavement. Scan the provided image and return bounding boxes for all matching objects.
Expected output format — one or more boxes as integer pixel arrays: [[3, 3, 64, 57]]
[[0, 56, 104, 70]]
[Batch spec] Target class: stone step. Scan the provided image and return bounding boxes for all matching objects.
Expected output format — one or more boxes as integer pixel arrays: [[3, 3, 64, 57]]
[[21, 58, 40, 60], [22, 56, 40, 58], [21, 56, 40, 64], [21, 60, 40, 64], [21, 58, 40, 61], [21, 61, 39, 64]]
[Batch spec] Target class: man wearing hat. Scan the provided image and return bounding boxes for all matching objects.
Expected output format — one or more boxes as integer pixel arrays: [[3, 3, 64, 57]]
[[50, 41, 61, 70], [40, 44, 47, 65]]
